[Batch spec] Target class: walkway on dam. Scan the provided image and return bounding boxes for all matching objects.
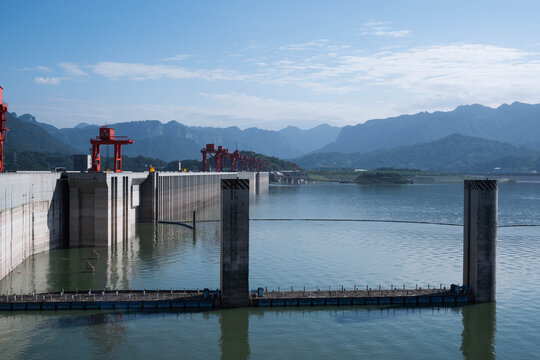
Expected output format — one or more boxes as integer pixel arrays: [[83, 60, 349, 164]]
[[0, 287, 470, 311]]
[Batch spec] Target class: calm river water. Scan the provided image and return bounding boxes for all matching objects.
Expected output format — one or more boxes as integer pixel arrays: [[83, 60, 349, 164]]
[[1, 182, 539, 359]]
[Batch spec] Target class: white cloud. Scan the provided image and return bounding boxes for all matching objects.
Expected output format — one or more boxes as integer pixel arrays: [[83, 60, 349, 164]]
[[130, 92, 371, 129], [251, 43, 540, 104], [279, 39, 330, 51], [22, 66, 52, 72], [34, 77, 61, 85], [36, 66, 52, 72], [332, 44, 540, 102], [279, 39, 351, 52], [162, 54, 192, 61], [59, 62, 88, 76], [91, 62, 245, 81], [361, 21, 411, 38], [34, 41, 540, 128]]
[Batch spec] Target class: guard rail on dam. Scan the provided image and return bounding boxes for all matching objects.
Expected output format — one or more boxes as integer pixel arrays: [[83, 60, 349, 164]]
[[0, 170, 269, 281], [0, 287, 471, 311]]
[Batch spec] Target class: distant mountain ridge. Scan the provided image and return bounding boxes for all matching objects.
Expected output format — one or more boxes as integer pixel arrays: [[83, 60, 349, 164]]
[[296, 134, 540, 173], [5, 112, 76, 155], [9, 100, 540, 173], [278, 124, 341, 154], [19, 116, 341, 161], [321, 102, 540, 153]]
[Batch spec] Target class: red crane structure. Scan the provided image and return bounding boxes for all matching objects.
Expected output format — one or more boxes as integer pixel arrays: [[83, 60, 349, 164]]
[[0, 86, 8, 172], [90, 126, 134, 172], [230, 150, 241, 171], [201, 144, 231, 172], [215, 146, 229, 172], [200, 143, 270, 172], [201, 144, 215, 172]]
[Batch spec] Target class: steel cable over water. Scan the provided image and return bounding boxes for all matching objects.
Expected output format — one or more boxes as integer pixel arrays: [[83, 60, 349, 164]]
[[163, 218, 540, 228]]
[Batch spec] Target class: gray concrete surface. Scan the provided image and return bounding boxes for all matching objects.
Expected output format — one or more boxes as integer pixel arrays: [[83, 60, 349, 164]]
[[463, 179, 497, 302], [0, 172, 66, 280], [221, 178, 250, 308]]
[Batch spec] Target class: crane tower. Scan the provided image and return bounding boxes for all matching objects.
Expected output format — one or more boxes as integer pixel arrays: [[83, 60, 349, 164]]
[[0, 86, 8, 172]]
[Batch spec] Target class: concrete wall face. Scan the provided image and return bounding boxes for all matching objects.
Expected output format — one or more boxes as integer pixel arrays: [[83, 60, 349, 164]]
[[0, 173, 66, 280], [68, 172, 144, 248], [463, 180, 498, 302], [146, 172, 268, 223], [143, 172, 237, 223], [221, 179, 250, 307], [255, 172, 269, 194]]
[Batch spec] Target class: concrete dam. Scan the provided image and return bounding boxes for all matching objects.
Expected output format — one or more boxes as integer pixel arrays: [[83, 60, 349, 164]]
[[0, 177, 498, 311], [0, 170, 269, 281]]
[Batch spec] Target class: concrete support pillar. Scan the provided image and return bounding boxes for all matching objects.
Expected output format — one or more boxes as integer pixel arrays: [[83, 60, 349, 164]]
[[221, 178, 249, 307], [255, 172, 261, 194], [463, 180, 497, 302]]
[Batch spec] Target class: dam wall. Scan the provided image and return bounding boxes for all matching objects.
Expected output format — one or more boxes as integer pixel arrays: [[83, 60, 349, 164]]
[[0, 172, 67, 280], [139, 171, 268, 223], [0, 170, 269, 280]]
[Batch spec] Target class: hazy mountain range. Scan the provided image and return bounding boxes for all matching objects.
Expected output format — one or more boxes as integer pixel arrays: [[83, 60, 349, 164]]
[[320, 102, 540, 153], [295, 134, 540, 173], [6, 100, 540, 173], [16, 115, 341, 161]]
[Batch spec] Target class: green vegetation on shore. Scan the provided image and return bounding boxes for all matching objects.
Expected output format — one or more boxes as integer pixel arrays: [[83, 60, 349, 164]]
[[239, 151, 298, 172], [3, 149, 294, 173], [3, 151, 203, 172], [354, 171, 412, 184], [306, 168, 441, 184]]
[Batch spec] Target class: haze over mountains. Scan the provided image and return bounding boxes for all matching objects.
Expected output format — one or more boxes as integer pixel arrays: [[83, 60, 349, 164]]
[[6, 101, 540, 173], [17, 115, 341, 161], [320, 102, 540, 153], [296, 134, 540, 173]]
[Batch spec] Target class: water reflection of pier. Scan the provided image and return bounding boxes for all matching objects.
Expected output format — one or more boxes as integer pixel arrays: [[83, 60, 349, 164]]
[[220, 309, 250, 360], [461, 303, 496, 360]]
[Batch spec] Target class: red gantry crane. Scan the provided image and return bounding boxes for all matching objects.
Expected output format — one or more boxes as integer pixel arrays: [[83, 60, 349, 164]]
[[201, 144, 231, 172], [201, 143, 215, 172], [200, 143, 269, 172], [90, 126, 133, 172], [0, 86, 8, 172]]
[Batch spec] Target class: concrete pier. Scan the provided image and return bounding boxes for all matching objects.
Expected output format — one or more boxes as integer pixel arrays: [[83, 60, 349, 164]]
[[220, 179, 250, 308], [463, 180, 498, 303]]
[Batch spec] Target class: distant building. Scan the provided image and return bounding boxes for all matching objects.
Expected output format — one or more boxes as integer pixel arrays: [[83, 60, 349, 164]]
[[171, 161, 181, 171], [73, 154, 91, 171], [270, 171, 307, 184]]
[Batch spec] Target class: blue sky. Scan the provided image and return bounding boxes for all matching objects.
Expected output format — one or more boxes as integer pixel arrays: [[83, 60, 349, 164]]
[[2, 0, 540, 129]]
